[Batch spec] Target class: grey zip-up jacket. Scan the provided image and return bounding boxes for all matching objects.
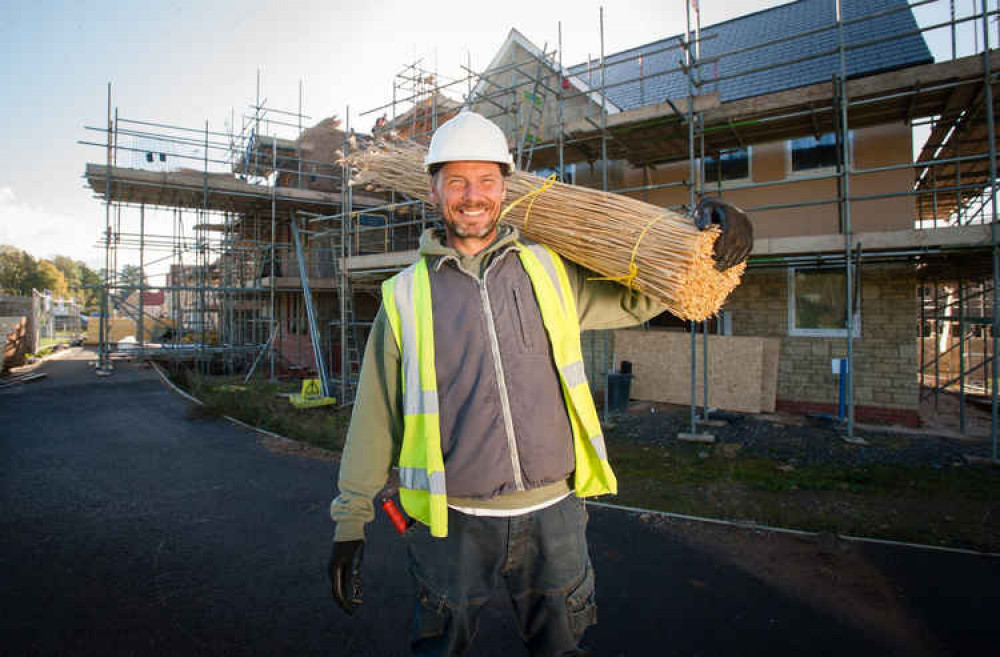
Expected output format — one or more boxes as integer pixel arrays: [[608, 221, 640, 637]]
[[330, 226, 665, 542]]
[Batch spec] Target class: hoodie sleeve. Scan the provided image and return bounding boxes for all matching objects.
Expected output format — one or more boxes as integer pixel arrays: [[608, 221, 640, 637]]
[[329, 306, 402, 542], [563, 259, 668, 331]]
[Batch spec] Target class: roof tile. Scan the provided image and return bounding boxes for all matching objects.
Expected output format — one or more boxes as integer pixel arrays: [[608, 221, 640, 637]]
[[569, 0, 933, 110]]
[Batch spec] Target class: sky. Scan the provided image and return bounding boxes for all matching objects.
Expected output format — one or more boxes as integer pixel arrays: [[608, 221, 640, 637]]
[[0, 0, 977, 270]]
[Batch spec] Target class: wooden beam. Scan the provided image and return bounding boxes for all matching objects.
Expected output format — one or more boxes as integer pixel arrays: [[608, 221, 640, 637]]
[[342, 250, 419, 272]]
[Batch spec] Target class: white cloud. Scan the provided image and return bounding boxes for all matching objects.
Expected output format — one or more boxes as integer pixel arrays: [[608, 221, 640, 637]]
[[0, 186, 104, 269]]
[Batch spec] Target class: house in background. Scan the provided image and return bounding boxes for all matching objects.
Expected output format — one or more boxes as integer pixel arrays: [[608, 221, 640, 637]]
[[449, 0, 997, 428]]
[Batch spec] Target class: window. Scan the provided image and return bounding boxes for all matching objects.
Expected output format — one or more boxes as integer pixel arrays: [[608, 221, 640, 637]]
[[359, 214, 387, 227], [787, 267, 860, 337], [532, 164, 576, 185], [789, 133, 844, 173], [287, 296, 308, 335], [702, 148, 750, 184]]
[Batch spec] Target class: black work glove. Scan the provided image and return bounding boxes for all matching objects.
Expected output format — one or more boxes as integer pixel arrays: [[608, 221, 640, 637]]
[[692, 197, 754, 271], [328, 539, 364, 615]]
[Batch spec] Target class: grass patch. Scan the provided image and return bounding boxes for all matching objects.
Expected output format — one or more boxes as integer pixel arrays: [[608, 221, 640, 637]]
[[173, 368, 348, 453], [606, 434, 1000, 552], [26, 345, 58, 360]]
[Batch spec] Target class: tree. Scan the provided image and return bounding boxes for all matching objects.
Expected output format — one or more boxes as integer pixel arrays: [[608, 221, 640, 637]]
[[114, 264, 146, 307], [51, 256, 82, 291], [34, 260, 69, 297], [78, 263, 102, 312], [0, 245, 37, 295]]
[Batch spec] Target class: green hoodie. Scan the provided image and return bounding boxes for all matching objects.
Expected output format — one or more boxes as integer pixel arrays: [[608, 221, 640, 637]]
[[329, 225, 665, 542]]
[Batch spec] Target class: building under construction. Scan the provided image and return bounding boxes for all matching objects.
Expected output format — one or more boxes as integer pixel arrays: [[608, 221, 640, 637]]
[[82, 0, 1000, 454]]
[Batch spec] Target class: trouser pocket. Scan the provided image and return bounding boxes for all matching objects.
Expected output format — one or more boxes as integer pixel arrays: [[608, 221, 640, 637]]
[[413, 577, 452, 641], [565, 561, 597, 638]]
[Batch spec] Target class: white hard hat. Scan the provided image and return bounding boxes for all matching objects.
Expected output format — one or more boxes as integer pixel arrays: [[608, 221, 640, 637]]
[[424, 110, 515, 173]]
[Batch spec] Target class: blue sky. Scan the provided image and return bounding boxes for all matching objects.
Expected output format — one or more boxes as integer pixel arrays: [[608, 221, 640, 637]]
[[0, 0, 978, 269]]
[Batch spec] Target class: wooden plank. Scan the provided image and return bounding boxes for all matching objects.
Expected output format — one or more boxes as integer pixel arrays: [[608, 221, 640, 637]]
[[84, 164, 386, 210], [563, 93, 720, 136], [343, 250, 419, 272], [614, 329, 779, 413], [759, 338, 781, 413], [260, 276, 338, 290]]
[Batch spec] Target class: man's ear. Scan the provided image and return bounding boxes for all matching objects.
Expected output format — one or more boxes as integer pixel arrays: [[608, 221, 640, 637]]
[[428, 176, 440, 205]]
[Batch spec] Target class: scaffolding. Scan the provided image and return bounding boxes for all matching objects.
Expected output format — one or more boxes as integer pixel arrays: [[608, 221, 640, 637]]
[[332, 0, 999, 456], [80, 0, 1000, 459], [80, 74, 382, 393]]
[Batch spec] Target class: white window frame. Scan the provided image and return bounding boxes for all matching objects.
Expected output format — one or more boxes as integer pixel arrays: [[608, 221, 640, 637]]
[[785, 132, 854, 178], [532, 163, 577, 185], [787, 266, 861, 338], [700, 146, 753, 189]]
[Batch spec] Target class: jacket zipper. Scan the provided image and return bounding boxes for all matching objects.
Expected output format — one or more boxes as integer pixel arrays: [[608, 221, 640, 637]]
[[445, 251, 526, 492]]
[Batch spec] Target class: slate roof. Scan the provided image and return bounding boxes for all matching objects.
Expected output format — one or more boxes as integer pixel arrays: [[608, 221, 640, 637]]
[[568, 0, 933, 111]]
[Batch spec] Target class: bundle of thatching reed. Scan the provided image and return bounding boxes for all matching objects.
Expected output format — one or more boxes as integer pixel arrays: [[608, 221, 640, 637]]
[[347, 138, 745, 321]]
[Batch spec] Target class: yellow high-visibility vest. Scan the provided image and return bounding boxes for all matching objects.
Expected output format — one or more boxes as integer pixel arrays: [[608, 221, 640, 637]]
[[382, 241, 616, 537]]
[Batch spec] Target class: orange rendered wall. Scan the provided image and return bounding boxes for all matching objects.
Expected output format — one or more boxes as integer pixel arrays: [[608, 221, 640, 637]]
[[610, 122, 915, 238]]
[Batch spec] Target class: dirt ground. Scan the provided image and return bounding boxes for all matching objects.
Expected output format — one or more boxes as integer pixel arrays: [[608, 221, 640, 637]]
[[611, 401, 994, 467]]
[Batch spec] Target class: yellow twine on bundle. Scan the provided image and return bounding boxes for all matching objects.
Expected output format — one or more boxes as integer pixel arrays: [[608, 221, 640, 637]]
[[499, 173, 557, 231], [588, 215, 664, 290]]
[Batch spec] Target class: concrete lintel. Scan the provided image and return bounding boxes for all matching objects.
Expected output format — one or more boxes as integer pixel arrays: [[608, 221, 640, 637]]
[[677, 432, 716, 443], [752, 224, 992, 258]]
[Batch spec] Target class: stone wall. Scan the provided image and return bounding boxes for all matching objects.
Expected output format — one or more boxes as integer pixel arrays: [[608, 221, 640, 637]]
[[722, 263, 918, 425], [0, 295, 39, 361], [0, 294, 41, 370]]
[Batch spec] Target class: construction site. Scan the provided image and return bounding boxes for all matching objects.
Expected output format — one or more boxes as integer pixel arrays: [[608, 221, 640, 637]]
[[79, 0, 1000, 456]]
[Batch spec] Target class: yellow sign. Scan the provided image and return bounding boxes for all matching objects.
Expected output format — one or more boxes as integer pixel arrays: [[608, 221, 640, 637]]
[[289, 393, 336, 409], [301, 378, 322, 398], [290, 378, 335, 409]]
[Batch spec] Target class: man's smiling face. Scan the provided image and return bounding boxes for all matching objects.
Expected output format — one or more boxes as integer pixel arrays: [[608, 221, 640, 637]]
[[429, 161, 506, 255]]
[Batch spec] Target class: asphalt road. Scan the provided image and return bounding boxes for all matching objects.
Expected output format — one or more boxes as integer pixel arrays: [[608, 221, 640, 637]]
[[1, 348, 996, 656]]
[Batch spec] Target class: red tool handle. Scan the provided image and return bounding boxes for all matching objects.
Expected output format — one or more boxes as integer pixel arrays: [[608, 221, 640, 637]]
[[381, 498, 409, 534]]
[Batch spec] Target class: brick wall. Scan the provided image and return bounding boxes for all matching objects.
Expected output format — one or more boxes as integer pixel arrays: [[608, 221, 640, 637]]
[[723, 263, 918, 423]]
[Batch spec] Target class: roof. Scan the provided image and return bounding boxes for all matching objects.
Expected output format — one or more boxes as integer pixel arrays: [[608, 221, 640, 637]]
[[473, 28, 621, 115], [142, 291, 165, 306], [568, 0, 933, 111]]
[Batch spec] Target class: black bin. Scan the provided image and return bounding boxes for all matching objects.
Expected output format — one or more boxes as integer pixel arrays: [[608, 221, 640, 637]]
[[606, 372, 634, 415]]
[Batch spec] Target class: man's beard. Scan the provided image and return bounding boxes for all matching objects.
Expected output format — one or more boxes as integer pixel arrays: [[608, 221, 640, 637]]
[[443, 200, 502, 238]]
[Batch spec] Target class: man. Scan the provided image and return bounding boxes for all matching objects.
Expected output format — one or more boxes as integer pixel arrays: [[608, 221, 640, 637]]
[[329, 111, 751, 656]]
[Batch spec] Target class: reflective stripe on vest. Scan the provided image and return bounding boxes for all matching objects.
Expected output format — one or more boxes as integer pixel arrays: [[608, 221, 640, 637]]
[[514, 242, 617, 497], [382, 242, 617, 538], [382, 259, 449, 537]]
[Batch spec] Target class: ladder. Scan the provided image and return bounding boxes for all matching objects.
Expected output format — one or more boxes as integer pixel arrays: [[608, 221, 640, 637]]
[[332, 215, 364, 404], [516, 48, 549, 171], [342, 287, 363, 388]]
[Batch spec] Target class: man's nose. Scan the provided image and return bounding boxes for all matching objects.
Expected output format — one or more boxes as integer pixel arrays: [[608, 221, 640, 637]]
[[462, 182, 487, 202]]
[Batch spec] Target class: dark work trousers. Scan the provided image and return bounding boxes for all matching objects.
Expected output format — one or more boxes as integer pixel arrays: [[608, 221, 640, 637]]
[[405, 494, 596, 657]]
